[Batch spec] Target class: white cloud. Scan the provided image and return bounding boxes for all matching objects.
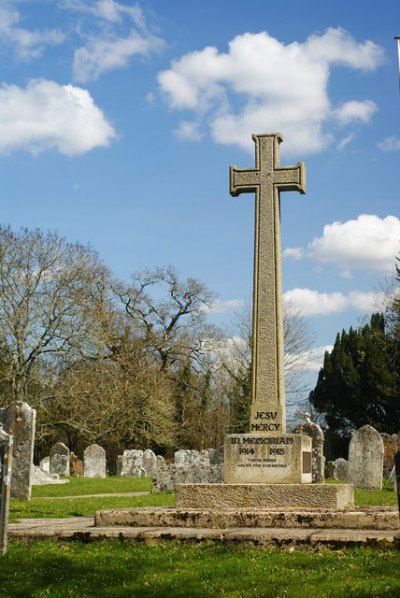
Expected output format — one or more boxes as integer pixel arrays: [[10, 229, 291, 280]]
[[334, 100, 377, 124], [307, 214, 400, 274], [378, 136, 400, 151], [283, 288, 385, 316], [0, 79, 116, 156], [62, 0, 164, 82], [158, 28, 383, 155], [174, 121, 203, 141], [283, 247, 304, 260], [0, 3, 64, 59], [73, 32, 163, 82], [291, 345, 333, 372], [203, 298, 246, 314], [336, 133, 355, 151]]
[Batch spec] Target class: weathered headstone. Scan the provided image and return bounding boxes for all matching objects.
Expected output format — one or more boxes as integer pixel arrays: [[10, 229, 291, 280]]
[[348, 425, 384, 489], [117, 450, 145, 477], [0, 425, 13, 554], [292, 413, 325, 483], [49, 442, 70, 477], [153, 448, 224, 492], [333, 458, 348, 481], [142, 449, 157, 477], [0, 401, 36, 500], [39, 456, 50, 474], [84, 444, 106, 478], [224, 133, 311, 485]]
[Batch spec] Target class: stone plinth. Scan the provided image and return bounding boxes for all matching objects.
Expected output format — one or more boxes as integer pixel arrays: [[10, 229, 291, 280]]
[[224, 433, 312, 484], [175, 483, 354, 511]]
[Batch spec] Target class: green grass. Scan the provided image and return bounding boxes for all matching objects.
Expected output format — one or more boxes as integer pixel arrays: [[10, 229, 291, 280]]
[[325, 479, 398, 508], [8, 477, 398, 522], [31, 475, 152, 497], [9, 492, 175, 523], [1, 541, 400, 597]]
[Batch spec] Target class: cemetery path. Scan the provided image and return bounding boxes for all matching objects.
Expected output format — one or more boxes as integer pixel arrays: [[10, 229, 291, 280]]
[[8, 516, 400, 548]]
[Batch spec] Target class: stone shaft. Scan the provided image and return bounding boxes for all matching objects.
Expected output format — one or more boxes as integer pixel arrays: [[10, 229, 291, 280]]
[[230, 133, 305, 432]]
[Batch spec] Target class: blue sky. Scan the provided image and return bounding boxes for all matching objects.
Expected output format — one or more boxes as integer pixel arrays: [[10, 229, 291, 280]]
[[0, 0, 400, 386]]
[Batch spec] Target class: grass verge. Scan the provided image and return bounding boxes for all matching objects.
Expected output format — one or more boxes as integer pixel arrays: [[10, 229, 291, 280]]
[[1, 541, 400, 597]]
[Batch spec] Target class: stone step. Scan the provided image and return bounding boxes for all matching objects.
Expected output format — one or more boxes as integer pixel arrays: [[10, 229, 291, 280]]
[[94, 507, 400, 531]]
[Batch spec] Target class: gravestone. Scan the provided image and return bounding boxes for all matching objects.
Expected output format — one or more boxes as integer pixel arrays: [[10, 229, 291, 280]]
[[142, 449, 157, 477], [348, 425, 384, 489], [117, 450, 145, 477], [0, 425, 13, 554], [39, 456, 50, 474], [0, 401, 36, 500], [153, 448, 224, 492], [292, 413, 325, 483], [49, 442, 70, 477], [333, 458, 348, 481], [84, 444, 106, 478]]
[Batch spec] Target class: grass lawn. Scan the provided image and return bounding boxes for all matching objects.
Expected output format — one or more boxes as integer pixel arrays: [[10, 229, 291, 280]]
[[9, 477, 398, 523], [5, 477, 400, 597], [1, 540, 400, 597], [10, 477, 175, 522]]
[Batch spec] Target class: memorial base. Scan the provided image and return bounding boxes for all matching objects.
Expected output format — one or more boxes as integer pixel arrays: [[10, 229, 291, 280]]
[[176, 483, 354, 510], [224, 433, 312, 484]]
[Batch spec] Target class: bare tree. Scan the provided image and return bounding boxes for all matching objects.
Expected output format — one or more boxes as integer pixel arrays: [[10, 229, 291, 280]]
[[0, 226, 109, 403], [113, 266, 219, 372]]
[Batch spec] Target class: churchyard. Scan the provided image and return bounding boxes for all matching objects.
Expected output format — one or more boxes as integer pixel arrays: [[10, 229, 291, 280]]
[[0, 132, 399, 597]]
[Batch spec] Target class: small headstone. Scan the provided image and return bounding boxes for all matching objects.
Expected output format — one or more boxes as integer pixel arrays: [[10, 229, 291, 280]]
[[31, 465, 69, 485], [116, 450, 145, 477], [348, 425, 384, 489], [292, 413, 325, 483], [0, 401, 36, 500], [70, 452, 83, 477], [152, 448, 224, 492], [49, 442, 70, 477], [83, 444, 106, 478], [39, 456, 50, 474], [142, 449, 157, 477], [0, 425, 13, 554], [333, 458, 348, 481]]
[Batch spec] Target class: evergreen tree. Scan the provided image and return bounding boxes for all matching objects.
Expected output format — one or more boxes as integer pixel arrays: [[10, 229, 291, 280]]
[[309, 313, 400, 439]]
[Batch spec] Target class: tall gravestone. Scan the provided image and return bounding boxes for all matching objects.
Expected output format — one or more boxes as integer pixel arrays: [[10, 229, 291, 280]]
[[175, 133, 354, 510], [292, 413, 325, 483], [348, 425, 384, 489], [0, 401, 36, 500], [84, 444, 106, 478], [49, 442, 70, 477], [0, 425, 13, 554]]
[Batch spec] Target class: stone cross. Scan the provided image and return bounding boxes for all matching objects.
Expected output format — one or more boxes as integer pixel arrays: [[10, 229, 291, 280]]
[[230, 133, 305, 433]]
